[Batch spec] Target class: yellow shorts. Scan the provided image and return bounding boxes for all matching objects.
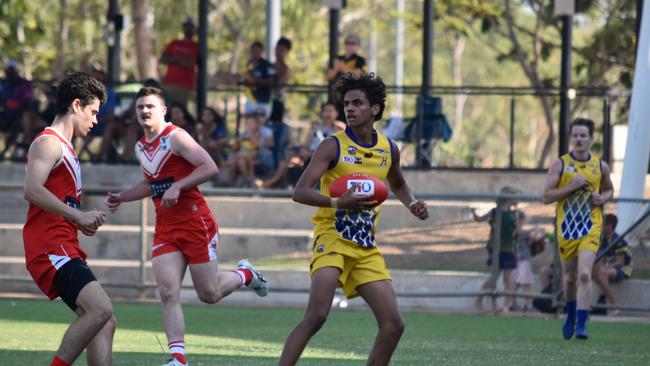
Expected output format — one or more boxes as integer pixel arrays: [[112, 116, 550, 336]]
[[557, 231, 600, 260], [310, 234, 391, 299]]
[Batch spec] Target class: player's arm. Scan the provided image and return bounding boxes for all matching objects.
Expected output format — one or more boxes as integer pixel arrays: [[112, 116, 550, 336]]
[[104, 179, 152, 213], [24, 136, 105, 229], [386, 142, 428, 220], [161, 129, 218, 207], [542, 158, 585, 204], [293, 137, 373, 210], [593, 161, 614, 205]]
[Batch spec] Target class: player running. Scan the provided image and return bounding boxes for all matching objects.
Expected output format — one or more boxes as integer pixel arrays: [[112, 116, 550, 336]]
[[277, 73, 429, 366], [23, 71, 114, 366], [543, 117, 614, 340], [104, 86, 268, 366]]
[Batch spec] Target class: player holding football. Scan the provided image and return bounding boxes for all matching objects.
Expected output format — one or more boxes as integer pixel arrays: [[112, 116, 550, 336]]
[[543, 117, 614, 340], [277, 73, 428, 366], [104, 87, 268, 366], [23, 72, 114, 366]]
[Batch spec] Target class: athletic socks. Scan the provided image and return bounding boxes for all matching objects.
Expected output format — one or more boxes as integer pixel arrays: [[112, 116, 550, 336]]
[[575, 309, 589, 340], [562, 300, 577, 340], [50, 355, 70, 366], [235, 268, 253, 287], [168, 340, 187, 364]]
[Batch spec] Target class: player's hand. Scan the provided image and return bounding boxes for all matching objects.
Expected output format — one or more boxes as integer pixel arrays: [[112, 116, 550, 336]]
[[592, 192, 606, 206], [570, 174, 587, 190], [104, 192, 122, 213], [75, 209, 106, 230], [409, 200, 429, 220], [79, 225, 98, 237], [161, 184, 181, 207], [336, 183, 378, 210]]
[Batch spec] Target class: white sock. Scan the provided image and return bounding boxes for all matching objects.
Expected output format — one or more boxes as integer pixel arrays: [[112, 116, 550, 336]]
[[168, 339, 185, 356]]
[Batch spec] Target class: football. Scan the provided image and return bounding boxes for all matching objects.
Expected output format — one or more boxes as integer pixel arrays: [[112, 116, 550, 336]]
[[329, 173, 389, 204]]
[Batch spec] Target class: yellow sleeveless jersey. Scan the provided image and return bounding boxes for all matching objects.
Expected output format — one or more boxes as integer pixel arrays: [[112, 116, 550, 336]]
[[555, 153, 603, 242], [312, 128, 393, 248]]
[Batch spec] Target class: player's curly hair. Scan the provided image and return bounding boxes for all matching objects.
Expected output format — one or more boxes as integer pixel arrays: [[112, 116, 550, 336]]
[[56, 71, 107, 116], [332, 72, 386, 121]]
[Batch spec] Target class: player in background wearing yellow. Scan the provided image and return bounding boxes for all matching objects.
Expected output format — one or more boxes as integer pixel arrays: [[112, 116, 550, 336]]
[[543, 118, 614, 340], [277, 73, 429, 366]]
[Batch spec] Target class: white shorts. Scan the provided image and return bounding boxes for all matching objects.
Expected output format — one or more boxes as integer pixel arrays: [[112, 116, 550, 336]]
[[514, 259, 534, 285]]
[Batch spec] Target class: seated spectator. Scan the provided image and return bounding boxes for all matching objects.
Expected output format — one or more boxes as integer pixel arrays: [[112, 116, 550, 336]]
[[592, 213, 633, 316], [0, 60, 36, 160], [168, 102, 197, 140], [19, 83, 54, 155], [255, 102, 344, 189], [198, 107, 228, 167], [513, 225, 547, 312], [79, 68, 118, 161], [227, 110, 273, 187]]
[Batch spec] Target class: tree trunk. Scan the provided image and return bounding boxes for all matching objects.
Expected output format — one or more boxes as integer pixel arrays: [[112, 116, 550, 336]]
[[53, 0, 69, 79], [133, 0, 157, 80], [452, 35, 467, 136]]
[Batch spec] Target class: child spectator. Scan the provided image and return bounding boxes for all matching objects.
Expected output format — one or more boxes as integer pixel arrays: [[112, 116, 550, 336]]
[[471, 186, 524, 313], [513, 225, 547, 312]]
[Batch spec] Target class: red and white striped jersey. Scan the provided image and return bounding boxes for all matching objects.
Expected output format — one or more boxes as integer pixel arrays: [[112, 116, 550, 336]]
[[136, 123, 210, 226], [23, 127, 86, 265]]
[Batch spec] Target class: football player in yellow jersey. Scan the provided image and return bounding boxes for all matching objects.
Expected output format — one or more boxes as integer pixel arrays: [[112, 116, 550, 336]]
[[277, 73, 428, 366], [543, 118, 614, 340]]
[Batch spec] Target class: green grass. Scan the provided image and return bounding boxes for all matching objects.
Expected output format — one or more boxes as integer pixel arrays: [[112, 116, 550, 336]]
[[1, 299, 649, 365]]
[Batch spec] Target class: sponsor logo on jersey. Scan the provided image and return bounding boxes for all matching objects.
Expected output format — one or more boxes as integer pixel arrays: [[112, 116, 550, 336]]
[[343, 156, 363, 164], [346, 179, 375, 197], [380, 157, 388, 167], [373, 148, 390, 155], [347, 146, 357, 155]]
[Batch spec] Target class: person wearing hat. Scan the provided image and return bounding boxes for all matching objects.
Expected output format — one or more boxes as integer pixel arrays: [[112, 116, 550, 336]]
[[159, 17, 198, 108], [327, 34, 367, 122]]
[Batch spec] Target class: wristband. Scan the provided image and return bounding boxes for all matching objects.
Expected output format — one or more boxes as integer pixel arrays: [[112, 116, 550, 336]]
[[331, 197, 339, 209]]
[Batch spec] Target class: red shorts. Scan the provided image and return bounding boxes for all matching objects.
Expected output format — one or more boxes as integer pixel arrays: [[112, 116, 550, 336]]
[[152, 213, 219, 264], [26, 242, 86, 300]]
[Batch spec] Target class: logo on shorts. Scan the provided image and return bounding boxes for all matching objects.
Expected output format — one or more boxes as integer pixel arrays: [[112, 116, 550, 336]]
[[316, 244, 325, 253]]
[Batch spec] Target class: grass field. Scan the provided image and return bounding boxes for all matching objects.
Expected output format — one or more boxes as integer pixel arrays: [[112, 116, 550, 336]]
[[1, 298, 649, 366]]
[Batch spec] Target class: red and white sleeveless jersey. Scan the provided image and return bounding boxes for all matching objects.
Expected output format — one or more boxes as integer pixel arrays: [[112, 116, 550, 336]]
[[136, 123, 210, 226], [23, 128, 85, 264]]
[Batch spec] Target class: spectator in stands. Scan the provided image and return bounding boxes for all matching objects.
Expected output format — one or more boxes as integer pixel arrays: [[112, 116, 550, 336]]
[[0, 60, 36, 160], [327, 34, 366, 122], [592, 213, 633, 316], [197, 107, 228, 168], [513, 225, 547, 312], [168, 103, 197, 140], [19, 83, 54, 156], [243, 41, 276, 118], [160, 16, 199, 108], [471, 186, 523, 313], [305, 102, 345, 153], [270, 36, 292, 122], [227, 110, 273, 187], [80, 68, 118, 161]]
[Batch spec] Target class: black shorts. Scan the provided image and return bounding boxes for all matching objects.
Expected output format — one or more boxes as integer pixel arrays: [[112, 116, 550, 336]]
[[53, 258, 97, 311]]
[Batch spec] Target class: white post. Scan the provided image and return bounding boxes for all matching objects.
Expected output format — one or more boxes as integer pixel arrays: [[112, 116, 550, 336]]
[[266, 0, 281, 62], [393, 0, 404, 117], [617, 1, 650, 239]]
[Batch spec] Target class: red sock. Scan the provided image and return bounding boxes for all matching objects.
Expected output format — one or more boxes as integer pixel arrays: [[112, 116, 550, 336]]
[[235, 268, 253, 286], [172, 353, 187, 364], [50, 355, 70, 366]]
